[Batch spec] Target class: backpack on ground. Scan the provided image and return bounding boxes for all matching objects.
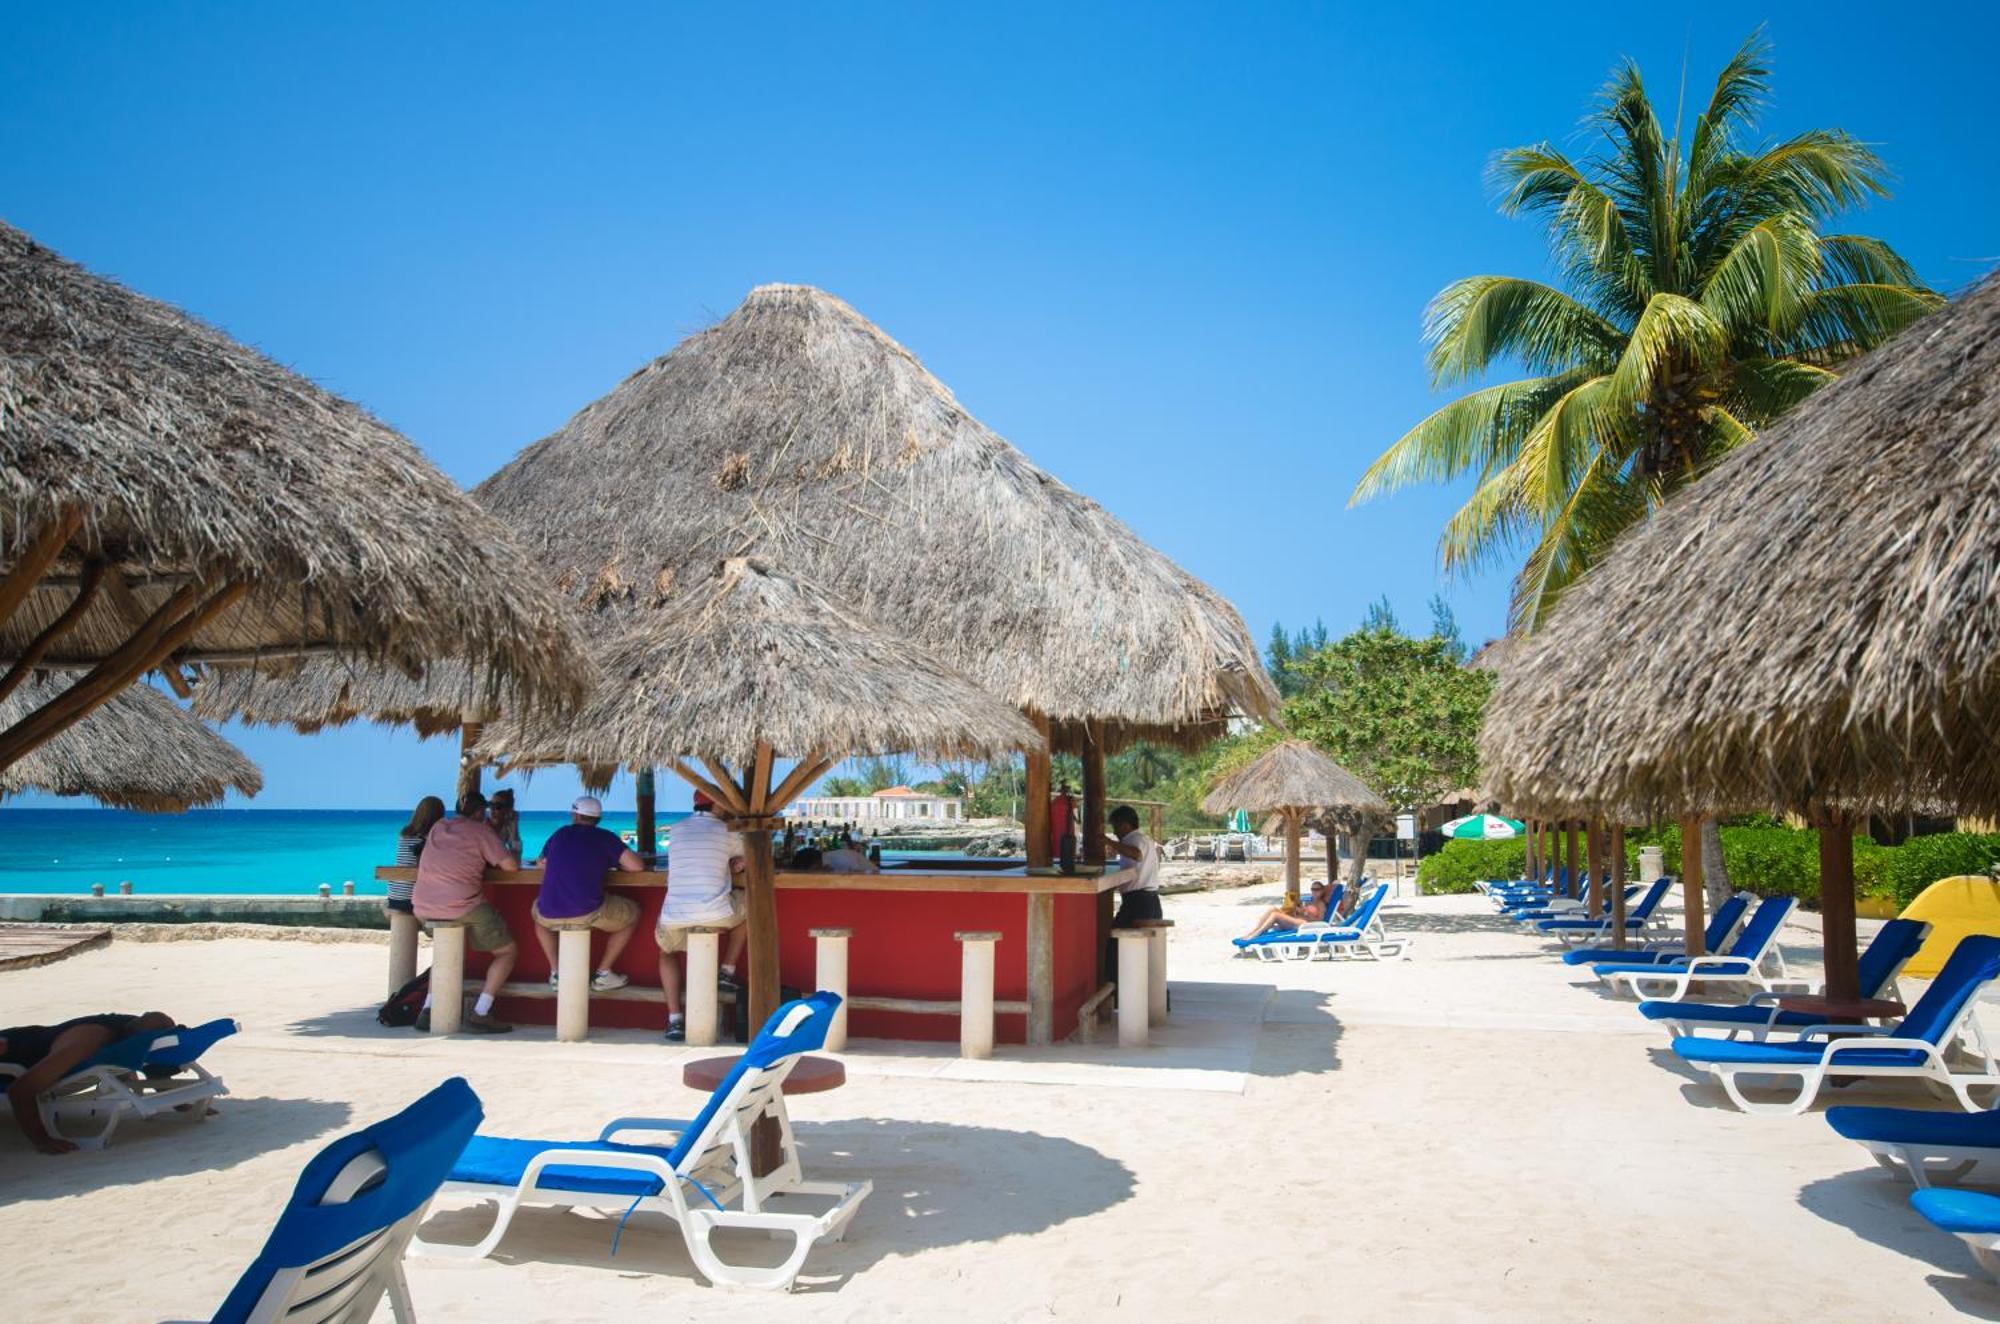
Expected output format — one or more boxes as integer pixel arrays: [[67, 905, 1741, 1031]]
[[378, 968, 431, 1027]]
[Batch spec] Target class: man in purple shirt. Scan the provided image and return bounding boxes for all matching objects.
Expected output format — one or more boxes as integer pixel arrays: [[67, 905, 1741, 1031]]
[[531, 796, 645, 991]]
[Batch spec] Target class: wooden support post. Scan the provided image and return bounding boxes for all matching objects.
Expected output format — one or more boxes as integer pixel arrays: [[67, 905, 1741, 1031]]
[[1282, 808, 1302, 904], [556, 926, 593, 1043], [1524, 817, 1537, 883], [1564, 820, 1580, 899], [1025, 893, 1055, 1045], [0, 556, 103, 706], [456, 723, 483, 805], [1082, 722, 1106, 868], [811, 927, 852, 1051], [635, 767, 657, 856], [956, 930, 1001, 1059], [430, 924, 467, 1033], [1818, 813, 1860, 1003], [1610, 823, 1628, 951], [1588, 819, 1605, 917], [388, 910, 419, 996], [685, 928, 723, 1048], [1115, 929, 1150, 1047], [1024, 711, 1052, 868], [1680, 817, 1707, 957]]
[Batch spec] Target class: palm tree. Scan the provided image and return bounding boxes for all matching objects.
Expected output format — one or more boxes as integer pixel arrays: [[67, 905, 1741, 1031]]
[[1352, 33, 1940, 628]]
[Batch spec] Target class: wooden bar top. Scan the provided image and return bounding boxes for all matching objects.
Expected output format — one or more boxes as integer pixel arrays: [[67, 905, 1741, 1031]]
[[374, 861, 1136, 896]]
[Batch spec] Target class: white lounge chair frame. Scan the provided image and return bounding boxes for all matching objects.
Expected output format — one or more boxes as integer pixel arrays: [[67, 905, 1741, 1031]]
[[1255, 896, 1410, 962], [0, 1026, 231, 1150], [247, 1150, 428, 1324], [1602, 900, 1799, 1001], [414, 1007, 870, 1290], [1696, 1002, 2000, 1117]]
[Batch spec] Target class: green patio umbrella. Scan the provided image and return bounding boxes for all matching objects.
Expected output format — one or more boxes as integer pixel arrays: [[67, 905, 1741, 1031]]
[[1229, 808, 1252, 833], [1443, 812, 1524, 840]]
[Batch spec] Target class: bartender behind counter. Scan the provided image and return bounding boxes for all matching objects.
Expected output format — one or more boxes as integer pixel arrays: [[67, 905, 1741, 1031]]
[[1105, 804, 1163, 926]]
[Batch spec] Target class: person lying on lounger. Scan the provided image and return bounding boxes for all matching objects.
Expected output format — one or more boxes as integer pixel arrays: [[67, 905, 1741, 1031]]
[[1, 1011, 174, 1154], [1236, 881, 1333, 943]]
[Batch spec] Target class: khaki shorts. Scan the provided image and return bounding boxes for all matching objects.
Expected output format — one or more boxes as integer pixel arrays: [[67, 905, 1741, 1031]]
[[423, 900, 513, 953], [655, 889, 747, 953], [532, 893, 639, 932]]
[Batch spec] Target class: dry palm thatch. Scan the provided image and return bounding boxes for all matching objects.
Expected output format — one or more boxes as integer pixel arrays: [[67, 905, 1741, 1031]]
[[0, 221, 589, 755], [1481, 272, 2000, 820], [474, 283, 1276, 752], [483, 557, 1042, 774], [1, 674, 260, 811], [1202, 739, 1388, 833], [190, 657, 506, 738]]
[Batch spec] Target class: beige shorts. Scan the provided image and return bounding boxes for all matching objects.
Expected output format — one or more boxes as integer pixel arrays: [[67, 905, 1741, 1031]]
[[655, 889, 747, 953], [422, 901, 513, 953], [532, 892, 640, 932]]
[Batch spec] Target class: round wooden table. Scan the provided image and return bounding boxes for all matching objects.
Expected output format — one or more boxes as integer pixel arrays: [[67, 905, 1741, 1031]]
[[1775, 994, 1906, 1024], [682, 1054, 846, 1094]]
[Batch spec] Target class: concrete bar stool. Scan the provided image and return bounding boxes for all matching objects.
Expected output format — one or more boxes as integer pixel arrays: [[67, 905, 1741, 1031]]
[[1134, 918, 1174, 1023], [542, 913, 600, 1043], [428, 920, 469, 1034], [1113, 928, 1152, 1047], [956, 930, 1002, 1059], [811, 927, 853, 1051], [684, 926, 730, 1048], [387, 909, 420, 996]]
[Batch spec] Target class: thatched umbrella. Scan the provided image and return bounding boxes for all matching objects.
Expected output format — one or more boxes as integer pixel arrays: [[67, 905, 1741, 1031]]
[[1482, 273, 2000, 997], [2, 675, 260, 811], [0, 221, 589, 773], [1203, 740, 1387, 903], [484, 556, 1041, 1055], [474, 282, 1276, 864]]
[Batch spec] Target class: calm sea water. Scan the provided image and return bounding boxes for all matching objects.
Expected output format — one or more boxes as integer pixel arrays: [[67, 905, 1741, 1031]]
[[0, 809, 689, 896]]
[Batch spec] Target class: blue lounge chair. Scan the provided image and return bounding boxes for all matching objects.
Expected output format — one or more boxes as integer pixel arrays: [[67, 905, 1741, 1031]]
[[1910, 1188, 2000, 1281], [413, 992, 871, 1291], [207, 1077, 483, 1323], [1828, 1102, 2000, 1188], [1641, 918, 1930, 1040], [1538, 878, 1673, 946], [1672, 935, 2000, 1115], [1254, 883, 1407, 961], [1231, 884, 1345, 952], [1560, 888, 1735, 966], [0, 1016, 238, 1149], [1594, 895, 1797, 1000]]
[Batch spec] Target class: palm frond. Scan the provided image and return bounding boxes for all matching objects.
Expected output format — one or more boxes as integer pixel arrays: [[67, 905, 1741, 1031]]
[[1698, 213, 1823, 338], [1509, 452, 1653, 629], [1684, 32, 1771, 200], [1792, 282, 1945, 362], [1818, 234, 1927, 289], [1726, 357, 1836, 424], [1350, 373, 1584, 504], [1732, 131, 1892, 220], [1605, 293, 1729, 413], [1512, 374, 1623, 513], [1424, 276, 1626, 384], [1438, 462, 1533, 574]]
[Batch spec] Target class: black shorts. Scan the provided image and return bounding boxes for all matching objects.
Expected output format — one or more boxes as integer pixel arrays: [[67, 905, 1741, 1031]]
[[1112, 889, 1164, 927], [0, 1013, 140, 1069]]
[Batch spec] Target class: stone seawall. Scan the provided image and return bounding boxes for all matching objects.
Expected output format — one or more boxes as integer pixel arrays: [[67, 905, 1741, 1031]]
[[0, 894, 389, 929]]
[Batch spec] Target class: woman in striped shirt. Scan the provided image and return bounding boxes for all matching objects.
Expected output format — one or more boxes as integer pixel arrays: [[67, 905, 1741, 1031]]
[[390, 795, 446, 913]]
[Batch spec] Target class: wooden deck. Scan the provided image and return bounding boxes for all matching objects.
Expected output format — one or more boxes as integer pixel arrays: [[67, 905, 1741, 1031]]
[[0, 924, 112, 973]]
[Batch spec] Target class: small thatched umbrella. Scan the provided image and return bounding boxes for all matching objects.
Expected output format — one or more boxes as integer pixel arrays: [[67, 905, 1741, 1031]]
[[0, 222, 589, 772], [2, 675, 260, 811], [1483, 273, 2000, 997], [475, 282, 1276, 865], [1203, 740, 1388, 904], [484, 556, 1041, 1067]]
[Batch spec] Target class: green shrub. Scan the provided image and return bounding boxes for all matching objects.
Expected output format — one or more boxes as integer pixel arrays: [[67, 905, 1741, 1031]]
[[1418, 839, 1526, 894], [1882, 833, 2000, 905], [1716, 826, 1822, 904]]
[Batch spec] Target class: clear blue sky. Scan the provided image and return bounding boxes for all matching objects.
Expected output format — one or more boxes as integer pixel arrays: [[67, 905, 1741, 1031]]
[[4, 4, 1994, 810]]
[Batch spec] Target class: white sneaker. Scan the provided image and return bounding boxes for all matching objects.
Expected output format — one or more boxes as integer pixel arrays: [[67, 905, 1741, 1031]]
[[591, 970, 630, 992], [547, 972, 559, 989]]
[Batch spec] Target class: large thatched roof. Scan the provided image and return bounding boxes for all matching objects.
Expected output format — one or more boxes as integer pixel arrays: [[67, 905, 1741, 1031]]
[[0, 221, 587, 711], [188, 657, 499, 738], [2, 674, 260, 811], [1202, 739, 1388, 831], [483, 557, 1042, 774], [473, 283, 1276, 751], [1482, 272, 2000, 819]]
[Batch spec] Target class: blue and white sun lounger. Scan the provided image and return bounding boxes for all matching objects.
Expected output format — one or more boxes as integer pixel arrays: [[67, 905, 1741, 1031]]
[[1640, 918, 1929, 1040], [205, 1076, 483, 1324], [1231, 884, 1345, 953], [1911, 1188, 2000, 1282], [1671, 935, 2000, 1116], [1827, 1100, 2000, 1188], [0, 1016, 238, 1149], [1253, 883, 1408, 961], [1595, 895, 1797, 1001], [1560, 888, 1735, 967], [1537, 878, 1672, 947], [414, 992, 870, 1291]]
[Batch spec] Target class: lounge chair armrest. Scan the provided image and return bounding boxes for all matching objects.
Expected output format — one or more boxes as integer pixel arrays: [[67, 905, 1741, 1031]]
[[1821, 1036, 1942, 1065], [1745, 991, 1786, 1007], [598, 1115, 694, 1142], [1795, 1024, 1896, 1041], [1680, 957, 1751, 975]]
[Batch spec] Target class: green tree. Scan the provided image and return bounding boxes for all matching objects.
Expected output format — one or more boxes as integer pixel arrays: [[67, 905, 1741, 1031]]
[[1351, 33, 1939, 627], [818, 774, 869, 797], [1428, 594, 1467, 663]]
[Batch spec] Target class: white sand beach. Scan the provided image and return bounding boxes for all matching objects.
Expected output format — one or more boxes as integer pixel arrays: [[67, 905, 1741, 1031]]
[[2, 888, 1990, 1321]]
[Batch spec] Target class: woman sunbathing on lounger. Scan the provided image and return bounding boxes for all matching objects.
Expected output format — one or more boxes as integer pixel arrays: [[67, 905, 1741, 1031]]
[[1, 1011, 174, 1153], [1236, 882, 1333, 944]]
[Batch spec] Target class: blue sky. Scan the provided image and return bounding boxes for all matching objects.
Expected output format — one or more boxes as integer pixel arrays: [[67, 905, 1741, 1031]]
[[5, 4, 1995, 810]]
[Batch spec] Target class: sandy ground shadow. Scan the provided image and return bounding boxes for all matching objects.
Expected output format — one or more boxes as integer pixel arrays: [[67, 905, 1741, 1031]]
[[1799, 1168, 2000, 1318]]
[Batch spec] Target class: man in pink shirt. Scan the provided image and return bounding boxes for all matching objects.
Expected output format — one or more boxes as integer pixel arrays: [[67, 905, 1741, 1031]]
[[413, 790, 521, 1032]]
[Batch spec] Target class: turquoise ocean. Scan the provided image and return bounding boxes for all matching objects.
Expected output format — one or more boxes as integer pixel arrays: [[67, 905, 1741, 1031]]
[[0, 809, 691, 896]]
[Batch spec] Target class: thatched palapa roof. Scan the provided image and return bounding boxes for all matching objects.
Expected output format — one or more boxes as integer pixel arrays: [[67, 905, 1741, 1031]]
[[1481, 272, 2000, 819], [0, 222, 587, 712], [474, 283, 1276, 751], [483, 557, 1042, 776], [2, 675, 260, 811], [190, 658, 504, 738], [1202, 739, 1388, 832]]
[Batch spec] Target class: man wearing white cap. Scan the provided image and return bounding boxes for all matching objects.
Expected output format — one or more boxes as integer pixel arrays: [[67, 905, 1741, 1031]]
[[530, 795, 646, 991]]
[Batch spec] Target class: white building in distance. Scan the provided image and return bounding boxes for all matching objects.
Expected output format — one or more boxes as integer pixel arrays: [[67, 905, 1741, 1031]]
[[793, 785, 965, 822]]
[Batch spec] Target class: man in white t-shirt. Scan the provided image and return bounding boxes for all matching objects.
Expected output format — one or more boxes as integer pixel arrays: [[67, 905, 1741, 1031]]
[[1106, 805, 1164, 927], [657, 792, 748, 1041]]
